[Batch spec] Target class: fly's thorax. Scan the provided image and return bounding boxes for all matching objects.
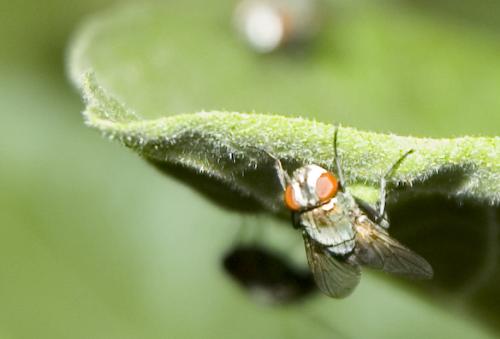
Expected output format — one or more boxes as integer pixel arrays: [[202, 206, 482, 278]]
[[297, 191, 357, 255], [332, 191, 357, 213], [309, 191, 356, 219]]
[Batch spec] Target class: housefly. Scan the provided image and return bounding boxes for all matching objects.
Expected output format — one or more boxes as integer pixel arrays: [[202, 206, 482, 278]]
[[223, 243, 352, 338], [266, 128, 433, 298], [222, 244, 316, 304]]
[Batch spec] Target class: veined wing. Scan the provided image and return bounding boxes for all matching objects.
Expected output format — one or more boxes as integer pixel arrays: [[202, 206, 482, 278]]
[[354, 217, 433, 279], [303, 232, 361, 298]]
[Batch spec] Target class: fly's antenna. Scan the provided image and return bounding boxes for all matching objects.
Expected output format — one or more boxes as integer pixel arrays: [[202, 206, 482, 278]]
[[378, 149, 415, 218], [333, 126, 346, 189]]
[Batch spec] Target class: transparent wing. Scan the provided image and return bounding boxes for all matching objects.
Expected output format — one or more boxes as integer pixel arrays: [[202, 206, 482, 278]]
[[303, 232, 361, 298], [354, 219, 433, 279]]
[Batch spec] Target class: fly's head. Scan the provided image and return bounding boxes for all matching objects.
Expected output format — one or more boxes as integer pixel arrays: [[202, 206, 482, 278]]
[[284, 164, 339, 212]]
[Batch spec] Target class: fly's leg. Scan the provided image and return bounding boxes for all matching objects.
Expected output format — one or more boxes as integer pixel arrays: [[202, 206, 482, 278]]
[[333, 126, 346, 189], [231, 215, 265, 247], [292, 212, 302, 229], [230, 217, 250, 245], [247, 146, 291, 191], [376, 149, 415, 226], [260, 149, 291, 191]]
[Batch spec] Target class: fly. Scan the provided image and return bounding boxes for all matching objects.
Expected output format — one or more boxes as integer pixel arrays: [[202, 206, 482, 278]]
[[222, 243, 352, 338], [222, 244, 316, 304], [265, 128, 433, 298]]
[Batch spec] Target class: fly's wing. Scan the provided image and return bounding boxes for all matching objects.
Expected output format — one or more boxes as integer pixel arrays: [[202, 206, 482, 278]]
[[303, 232, 361, 298], [354, 218, 433, 279], [354, 197, 389, 229]]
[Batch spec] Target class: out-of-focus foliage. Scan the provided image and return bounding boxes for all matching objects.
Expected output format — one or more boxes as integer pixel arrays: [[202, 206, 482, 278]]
[[69, 1, 500, 137], [0, 1, 499, 339]]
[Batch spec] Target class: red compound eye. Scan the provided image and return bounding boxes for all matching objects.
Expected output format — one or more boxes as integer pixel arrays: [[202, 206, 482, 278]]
[[284, 185, 301, 211], [315, 172, 338, 202]]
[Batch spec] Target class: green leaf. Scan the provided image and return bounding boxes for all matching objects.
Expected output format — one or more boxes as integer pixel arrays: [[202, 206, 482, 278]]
[[73, 71, 499, 209], [67, 2, 499, 210], [67, 0, 500, 333]]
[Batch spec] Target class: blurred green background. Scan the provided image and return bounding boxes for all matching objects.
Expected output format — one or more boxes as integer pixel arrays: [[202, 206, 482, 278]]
[[0, 1, 499, 338]]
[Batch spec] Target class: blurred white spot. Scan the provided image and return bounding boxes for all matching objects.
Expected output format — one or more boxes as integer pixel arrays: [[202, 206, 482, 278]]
[[242, 3, 284, 53], [234, 0, 320, 54]]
